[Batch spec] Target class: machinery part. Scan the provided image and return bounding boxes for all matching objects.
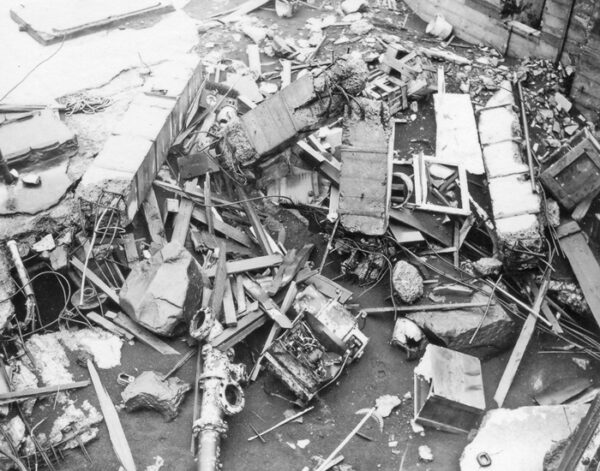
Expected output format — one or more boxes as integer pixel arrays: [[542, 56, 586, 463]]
[[264, 286, 369, 402], [117, 373, 135, 387], [476, 452, 492, 467], [189, 307, 223, 342], [194, 345, 246, 471]]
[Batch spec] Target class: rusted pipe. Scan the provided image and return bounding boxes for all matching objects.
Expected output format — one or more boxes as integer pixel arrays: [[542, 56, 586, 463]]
[[194, 345, 246, 471]]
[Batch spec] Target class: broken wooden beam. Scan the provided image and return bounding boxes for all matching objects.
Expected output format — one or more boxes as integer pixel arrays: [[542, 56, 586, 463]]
[[86, 312, 134, 340], [205, 254, 283, 277], [363, 302, 490, 315], [171, 179, 198, 245], [106, 311, 180, 356], [192, 208, 253, 248], [142, 189, 167, 246], [71, 257, 119, 304], [241, 275, 292, 328], [0, 381, 90, 403], [211, 309, 267, 350], [87, 360, 136, 471]]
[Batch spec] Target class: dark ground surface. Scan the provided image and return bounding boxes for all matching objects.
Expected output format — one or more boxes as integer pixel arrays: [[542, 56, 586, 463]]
[[18, 1, 600, 471]]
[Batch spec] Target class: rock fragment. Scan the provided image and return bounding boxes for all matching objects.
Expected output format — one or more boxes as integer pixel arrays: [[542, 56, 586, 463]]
[[392, 261, 423, 303], [122, 371, 191, 420]]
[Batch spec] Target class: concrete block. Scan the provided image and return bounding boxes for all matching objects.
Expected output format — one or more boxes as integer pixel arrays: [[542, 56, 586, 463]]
[[482, 140, 529, 178], [488, 174, 541, 219], [93, 134, 154, 175], [77, 166, 139, 221]]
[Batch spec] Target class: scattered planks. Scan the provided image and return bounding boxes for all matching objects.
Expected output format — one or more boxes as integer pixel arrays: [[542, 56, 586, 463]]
[[171, 179, 198, 245]]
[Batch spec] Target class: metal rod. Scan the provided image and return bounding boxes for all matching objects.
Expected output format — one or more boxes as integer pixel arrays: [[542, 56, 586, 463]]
[[470, 275, 502, 344], [316, 407, 376, 471], [516, 79, 537, 192], [318, 218, 340, 274], [248, 406, 314, 441]]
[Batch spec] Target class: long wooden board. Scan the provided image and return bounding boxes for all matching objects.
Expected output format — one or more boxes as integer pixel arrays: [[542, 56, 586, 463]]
[[0, 381, 90, 403], [88, 360, 136, 471], [557, 220, 600, 328], [106, 311, 180, 356]]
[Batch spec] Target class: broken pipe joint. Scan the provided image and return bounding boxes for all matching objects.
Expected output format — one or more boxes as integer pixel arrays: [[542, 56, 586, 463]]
[[194, 345, 246, 471], [189, 307, 221, 341]]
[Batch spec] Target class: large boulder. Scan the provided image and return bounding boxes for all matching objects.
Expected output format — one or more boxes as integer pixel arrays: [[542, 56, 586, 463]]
[[121, 371, 191, 420], [119, 241, 203, 336], [407, 286, 515, 356]]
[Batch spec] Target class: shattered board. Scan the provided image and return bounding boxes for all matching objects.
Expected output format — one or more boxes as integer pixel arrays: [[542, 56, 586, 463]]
[[10, 0, 175, 45]]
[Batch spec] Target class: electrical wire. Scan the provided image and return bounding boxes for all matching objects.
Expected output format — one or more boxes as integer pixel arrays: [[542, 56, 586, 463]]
[[0, 35, 66, 102]]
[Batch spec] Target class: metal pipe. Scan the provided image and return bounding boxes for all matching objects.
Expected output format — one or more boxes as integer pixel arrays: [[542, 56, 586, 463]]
[[195, 345, 246, 471]]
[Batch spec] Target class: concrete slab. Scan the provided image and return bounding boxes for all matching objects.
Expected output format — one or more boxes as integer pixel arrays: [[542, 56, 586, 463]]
[[460, 405, 589, 471]]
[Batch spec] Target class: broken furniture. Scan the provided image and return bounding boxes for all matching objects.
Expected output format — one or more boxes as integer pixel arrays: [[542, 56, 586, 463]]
[[194, 345, 246, 471], [363, 71, 408, 115], [414, 345, 485, 434], [263, 285, 368, 402], [540, 129, 600, 210], [379, 45, 437, 99]]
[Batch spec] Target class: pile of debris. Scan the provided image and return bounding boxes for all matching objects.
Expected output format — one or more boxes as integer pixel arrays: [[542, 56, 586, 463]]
[[1, 0, 600, 470]]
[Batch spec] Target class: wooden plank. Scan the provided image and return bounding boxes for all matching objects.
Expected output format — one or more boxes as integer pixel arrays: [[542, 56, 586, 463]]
[[234, 275, 247, 314], [247, 44, 261, 76], [210, 242, 227, 319], [0, 381, 90, 403], [87, 360, 136, 471], [142, 189, 167, 246], [204, 172, 215, 235], [268, 244, 313, 295], [211, 310, 267, 350], [557, 220, 600, 328], [363, 302, 490, 314], [205, 254, 284, 277], [241, 276, 293, 328], [192, 207, 253, 248], [222, 278, 237, 327], [281, 60, 292, 88], [71, 257, 119, 304], [87, 312, 134, 340], [106, 311, 180, 356], [239, 186, 273, 255], [171, 179, 198, 245]]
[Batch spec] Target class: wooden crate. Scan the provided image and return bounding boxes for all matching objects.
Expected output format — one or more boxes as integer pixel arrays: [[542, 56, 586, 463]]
[[364, 74, 408, 114], [414, 345, 485, 434], [540, 131, 600, 210]]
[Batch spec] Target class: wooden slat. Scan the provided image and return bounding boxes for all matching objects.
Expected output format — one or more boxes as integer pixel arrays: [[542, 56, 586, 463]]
[[106, 311, 180, 356], [171, 179, 198, 245], [192, 208, 253, 248], [205, 254, 284, 277], [87, 360, 136, 471], [87, 312, 134, 340], [211, 310, 267, 350], [241, 276, 293, 328], [222, 278, 237, 327], [71, 257, 119, 304], [210, 243, 227, 319]]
